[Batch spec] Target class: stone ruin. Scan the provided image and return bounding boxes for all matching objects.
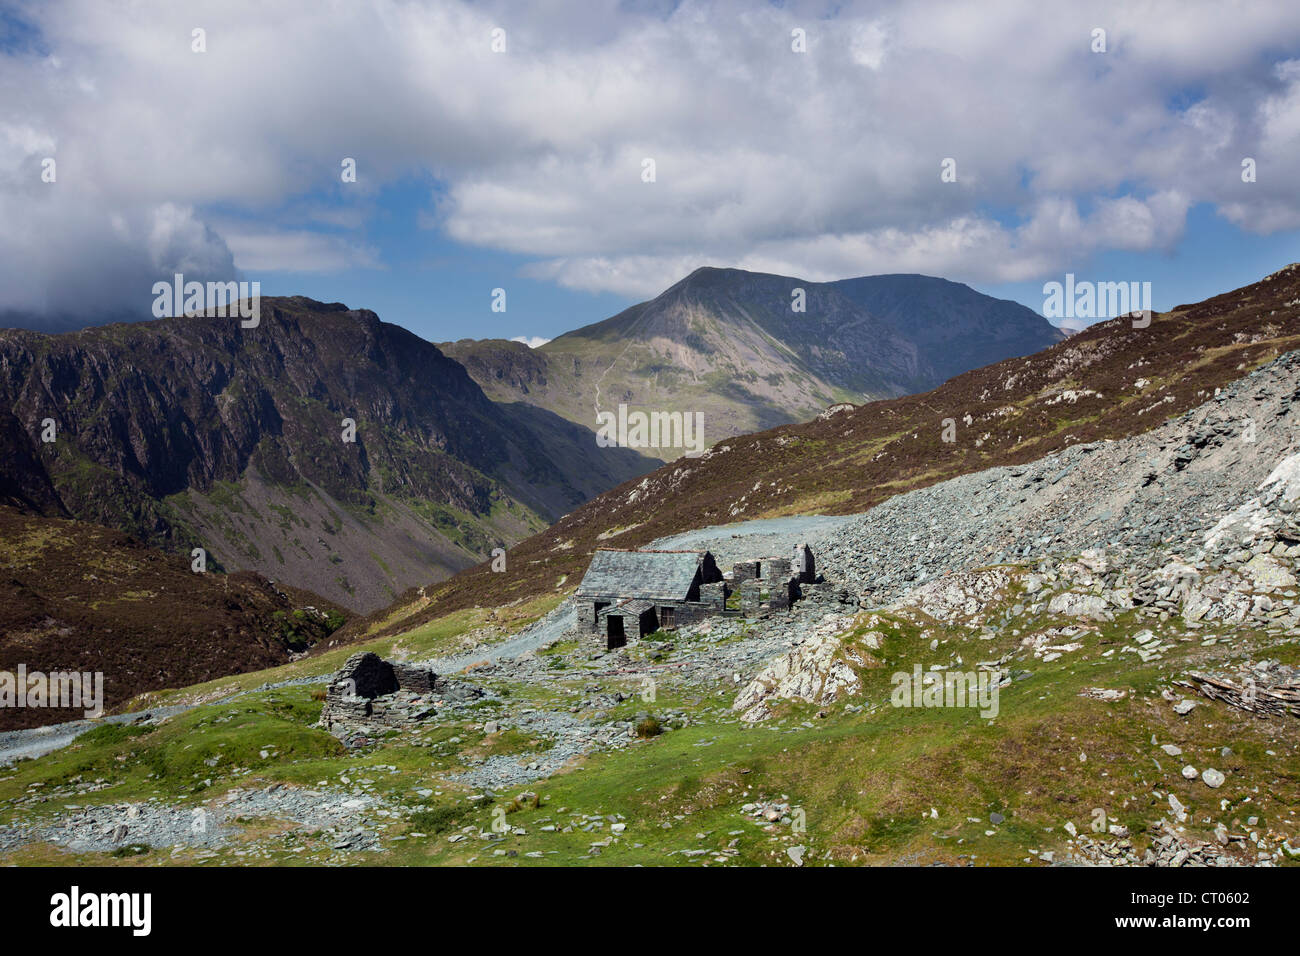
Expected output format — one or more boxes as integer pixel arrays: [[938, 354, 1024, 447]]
[[319, 651, 482, 746], [571, 542, 823, 651], [730, 543, 819, 616]]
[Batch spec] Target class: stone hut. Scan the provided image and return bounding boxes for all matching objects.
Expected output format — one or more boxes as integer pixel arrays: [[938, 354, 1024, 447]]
[[574, 548, 726, 649], [573, 544, 818, 648], [319, 651, 481, 742]]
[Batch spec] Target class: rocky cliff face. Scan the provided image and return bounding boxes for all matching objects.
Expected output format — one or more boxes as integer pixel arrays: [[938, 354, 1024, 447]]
[[0, 297, 650, 611]]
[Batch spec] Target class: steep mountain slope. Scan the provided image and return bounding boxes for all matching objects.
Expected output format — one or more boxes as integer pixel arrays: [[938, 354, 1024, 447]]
[[361, 263, 1300, 641], [0, 504, 346, 730], [828, 273, 1066, 384], [0, 298, 650, 613], [443, 267, 1063, 456]]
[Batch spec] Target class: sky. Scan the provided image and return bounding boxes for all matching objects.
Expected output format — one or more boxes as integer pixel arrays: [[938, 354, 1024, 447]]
[[3, 0, 1300, 343]]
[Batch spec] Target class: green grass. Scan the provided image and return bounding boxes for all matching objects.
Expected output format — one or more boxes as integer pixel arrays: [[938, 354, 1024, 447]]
[[0, 688, 344, 822], [3, 569, 1297, 868]]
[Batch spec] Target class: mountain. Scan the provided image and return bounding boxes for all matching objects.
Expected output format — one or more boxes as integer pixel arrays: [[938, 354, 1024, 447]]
[[0, 297, 651, 613], [0, 504, 348, 730], [824, 273, 1066, 383], [360, 263, 1300, 640], [442, 267, 1063, 456]]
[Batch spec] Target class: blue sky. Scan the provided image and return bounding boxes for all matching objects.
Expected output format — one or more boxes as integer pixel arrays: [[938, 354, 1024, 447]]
[[250, 193, 1300, 343], [240, 178, 635, 344], [4, 1, 1300, 343]]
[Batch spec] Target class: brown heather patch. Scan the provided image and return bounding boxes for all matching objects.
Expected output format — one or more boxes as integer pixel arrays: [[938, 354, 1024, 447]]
[[340, 265, 1300, 645], [0, 505, 346, 730]]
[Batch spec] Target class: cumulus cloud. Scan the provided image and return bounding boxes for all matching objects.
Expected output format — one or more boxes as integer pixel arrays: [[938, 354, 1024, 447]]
[[2, 0, 1299, 314], [509, 335, 551, 348]]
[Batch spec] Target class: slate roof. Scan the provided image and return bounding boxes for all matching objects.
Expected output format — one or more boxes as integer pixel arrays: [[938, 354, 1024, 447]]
[[598, 599, 655, 619], [575, 549, 705, 603]]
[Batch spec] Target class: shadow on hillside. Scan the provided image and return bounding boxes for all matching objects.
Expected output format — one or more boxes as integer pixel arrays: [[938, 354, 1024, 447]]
[[493, 400, 661, 504]]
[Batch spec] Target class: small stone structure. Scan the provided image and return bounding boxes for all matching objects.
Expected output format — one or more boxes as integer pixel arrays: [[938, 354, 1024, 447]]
[[793, 543, 816, 583], [573, 542, 818, 650], [575, 548, 727, 650], [319, 651, 482, 745], [730, 543, 816, 615]]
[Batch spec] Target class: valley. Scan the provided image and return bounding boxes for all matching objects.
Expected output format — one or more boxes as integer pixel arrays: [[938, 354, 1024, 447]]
[[0, 296, 652, 614]]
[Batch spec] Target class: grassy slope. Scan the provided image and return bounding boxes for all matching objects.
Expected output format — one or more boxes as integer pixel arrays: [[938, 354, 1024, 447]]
[[2, 569, 1295, 867]]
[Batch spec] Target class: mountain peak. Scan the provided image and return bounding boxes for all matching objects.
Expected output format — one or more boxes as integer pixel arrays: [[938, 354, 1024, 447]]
[[447, 267, 1063, 459]]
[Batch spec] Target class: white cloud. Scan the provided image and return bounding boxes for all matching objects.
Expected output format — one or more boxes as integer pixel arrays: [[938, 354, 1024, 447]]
[[509, 335, 551, 348], [848, 20, 890, 69], [524, 193, 1194, 297], [223, 230, 382, 272], [2, 0, 1300, 315]]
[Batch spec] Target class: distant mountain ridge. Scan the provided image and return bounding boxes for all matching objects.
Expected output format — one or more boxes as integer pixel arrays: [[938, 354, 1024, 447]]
[[443, 266, 1064, 455], [825, 273, 1065, 383], [0, 269, 1063, 617], [0, 297, 651, 612]]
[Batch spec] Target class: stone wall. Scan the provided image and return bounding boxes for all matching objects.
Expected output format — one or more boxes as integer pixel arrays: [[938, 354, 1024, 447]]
[[793, 543, 816, 583], [699, 581, 729, 611], [763, 557, 792, 583]]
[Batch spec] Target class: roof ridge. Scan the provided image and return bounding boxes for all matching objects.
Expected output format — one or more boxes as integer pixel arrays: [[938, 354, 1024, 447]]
[[593, 547, 707, 555]]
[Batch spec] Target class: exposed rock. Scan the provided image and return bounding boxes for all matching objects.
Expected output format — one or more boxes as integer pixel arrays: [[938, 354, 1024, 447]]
[[910, 568, 1010, 622], [1047, 592, 1113, 621], [1181, 660, 1300, 717], [732, 614, 860, 722]]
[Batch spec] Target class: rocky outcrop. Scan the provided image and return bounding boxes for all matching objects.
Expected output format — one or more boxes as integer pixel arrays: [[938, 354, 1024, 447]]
[[1182, 660, 1300, 718], [732, 613, 862, 721], [910, 568, 1010, 622], [1046, 591, 1114, 621]]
